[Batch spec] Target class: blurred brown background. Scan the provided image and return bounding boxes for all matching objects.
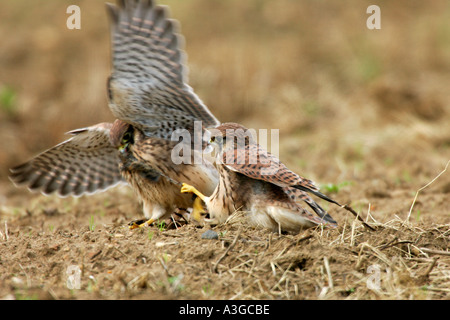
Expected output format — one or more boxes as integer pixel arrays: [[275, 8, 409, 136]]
[[1, 0, 449, 215]]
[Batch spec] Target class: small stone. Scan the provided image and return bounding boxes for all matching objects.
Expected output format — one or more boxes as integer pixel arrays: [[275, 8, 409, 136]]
[[155, 241, 178, 247], [201, 229, 219, 240]]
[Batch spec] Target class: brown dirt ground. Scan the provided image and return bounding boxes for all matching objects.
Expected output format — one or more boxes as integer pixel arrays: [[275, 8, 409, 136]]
[[1, 0, 450, 300]]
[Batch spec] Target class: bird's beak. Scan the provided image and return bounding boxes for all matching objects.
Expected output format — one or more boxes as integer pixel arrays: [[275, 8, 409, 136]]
[[203, 143, 214, 155], [119, 143, 128, 153]]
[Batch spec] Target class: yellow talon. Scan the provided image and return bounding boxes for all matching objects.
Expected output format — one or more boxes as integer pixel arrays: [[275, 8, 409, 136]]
[[181, 183, 206, 201], [191, 196, 207, 222], [181, 183, 209, 222], [128, 218, 155, 229], [181, 183, 196, 194]]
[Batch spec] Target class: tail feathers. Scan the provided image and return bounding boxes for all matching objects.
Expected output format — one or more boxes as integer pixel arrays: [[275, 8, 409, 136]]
[[303, 197, 337, 225], [293, 184, 342, 207], [293, 184, 376, 231]]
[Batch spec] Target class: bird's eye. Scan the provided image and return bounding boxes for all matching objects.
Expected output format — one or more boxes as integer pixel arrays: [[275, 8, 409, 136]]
[[210, 136, 216, 143], [122, 132, 132, 144]]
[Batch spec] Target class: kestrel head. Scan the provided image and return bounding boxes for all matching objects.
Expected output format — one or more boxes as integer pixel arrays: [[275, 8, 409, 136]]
[[109, 119, 134, 153], [207, 122, 256, 155]]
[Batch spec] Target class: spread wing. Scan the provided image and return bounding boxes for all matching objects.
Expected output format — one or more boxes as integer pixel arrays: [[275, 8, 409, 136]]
[[106, 0, 220, 138], [9, 123, 124, 197]]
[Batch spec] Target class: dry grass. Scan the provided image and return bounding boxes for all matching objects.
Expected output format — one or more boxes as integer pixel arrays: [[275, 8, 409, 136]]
[[2, 204, 449, 300]]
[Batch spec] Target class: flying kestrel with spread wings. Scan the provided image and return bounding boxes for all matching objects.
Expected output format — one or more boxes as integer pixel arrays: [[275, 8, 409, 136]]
[[9, 0, 220, 227], [181, 123, 344, 233]]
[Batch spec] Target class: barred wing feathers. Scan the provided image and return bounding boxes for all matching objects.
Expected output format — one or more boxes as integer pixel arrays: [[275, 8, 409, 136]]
[[106, 0, 219, 138], [9, 123, 124, 197]]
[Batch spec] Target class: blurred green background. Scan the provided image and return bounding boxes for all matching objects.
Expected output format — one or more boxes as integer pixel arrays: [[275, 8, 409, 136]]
[[1, 0, 449, 205]]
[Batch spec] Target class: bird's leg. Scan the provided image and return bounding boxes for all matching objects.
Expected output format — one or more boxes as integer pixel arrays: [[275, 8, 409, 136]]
[[181, 183, 206, 201], [128, 218, 155, 229], [181, 183, 208, 222], [129, 202, 166, 229], [191, 196, 207, 222]]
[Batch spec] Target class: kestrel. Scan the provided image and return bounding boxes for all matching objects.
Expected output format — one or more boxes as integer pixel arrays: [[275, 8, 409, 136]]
[[181, 122, 343, 233], [10, 0, 220, 227]]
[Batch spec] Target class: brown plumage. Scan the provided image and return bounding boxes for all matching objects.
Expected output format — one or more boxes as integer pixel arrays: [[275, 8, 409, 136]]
[[110, 119, 217, 222], [182, 123, 339, 233], [9, 123, 123, 197], [10, 0, 220, 225]]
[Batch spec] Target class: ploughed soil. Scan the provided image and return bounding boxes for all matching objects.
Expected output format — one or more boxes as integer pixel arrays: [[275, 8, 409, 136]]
[[0, 0, 449, 300]]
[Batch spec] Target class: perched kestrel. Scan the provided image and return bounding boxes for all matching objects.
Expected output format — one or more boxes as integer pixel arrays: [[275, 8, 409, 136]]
[[181, 123, 342, 233], [10, 0, 220, 227]]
